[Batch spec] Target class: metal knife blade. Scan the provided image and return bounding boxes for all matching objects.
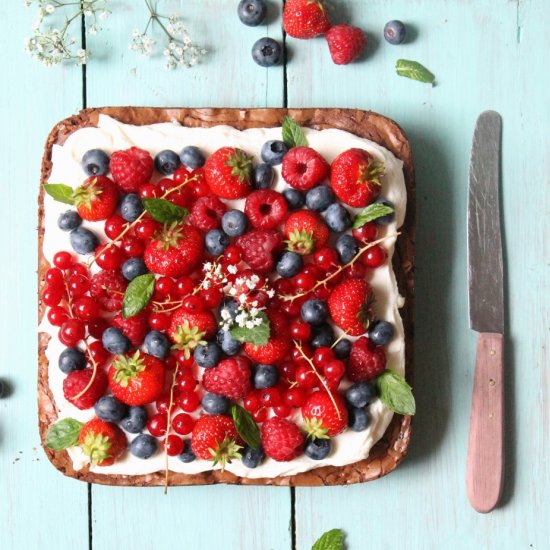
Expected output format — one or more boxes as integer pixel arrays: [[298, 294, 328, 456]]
[[468, 110, 504, 334]]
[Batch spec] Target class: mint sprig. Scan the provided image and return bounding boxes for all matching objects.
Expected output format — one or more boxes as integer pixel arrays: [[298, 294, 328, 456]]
[[122, 273, 156, 319], [142, 198, 188, 224], [396, 59, 435, 84], [376, 369, 416, 415], [352, 202, 395, 229], [230, 404, 261, 449], [45, 418, 83, 450], [43, 183, 75, 205], [282, 115, 308, 148], [311, 528, 345, 550], [229, 312, 270, 346]]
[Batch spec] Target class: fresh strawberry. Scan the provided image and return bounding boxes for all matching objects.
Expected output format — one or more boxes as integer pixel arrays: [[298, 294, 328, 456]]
[[90, 269, 128, 312], [168, 308, 217, 358], [74, 176, 119, 221], [143, 222, 203, 277], [301, 390, 348, 437], [110, 147, 154, 193], [284, 210, 329, 254], [283, 0, 331, 39], [330, 148, 383, 207], [244, 309, 291, 364], [245, 190, 288, 230], [348, 336, 386, 382], [327, 278, 374, 336], [112, 310, 149, 346], [191, 415, 243, 468], [63, 368, 108, 410], [281, 147, 329, 190], [236, 229, 283, 273], [261, 417, 305, 461], [325, 25, 367, 65], [202, 356, 251, 400], [78, 417, 126, 466], [108, 350, 165, 406], [204, 147, 252, 199], [189, 195, 227, 231]]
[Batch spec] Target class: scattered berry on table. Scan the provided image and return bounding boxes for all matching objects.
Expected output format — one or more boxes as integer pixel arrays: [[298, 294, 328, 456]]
[[253, 364, 279, 389], [276, 250, 303, 278], [144, 330, 171, 360], [178, 439, 196, 463], [383, 20, 406, 45], [242, 446, 265, 468], [189, 195, 227, 231], [201, 392, 230, 415], [325, 25, 367, 65], [69, 227, 99, 255], [94, 395, 128, 423], [202, 356, 251, 400], [120, 193, 143, 222], [82, 149, 110, 176], [335, 234, 359, 263], [79, 417, 126, 466], [283, 0, 331, 39], [0, 379, 5, 399], [282, 147, 329, 191], [305, 185, 335, 212], [261, 417, 305, 462], [304, 437, 331, 460], [120, 406, 148, 433], [368, 320, 394, 346], [57, 210, 82, 232], [348, 336, 386, 382], [252, 37, 283, 67], [205, 229, 230, 255], [110, 147, 154, 193], [58, 347, 87, 374], [348, 407, 370, 431], [121, 257, 148, 281], [282, 187, 305, 210], [222, 210, 248, 237], [63, 368, 108, 410], [301, 298, 328, 326], [261, 140, 289, 166], [102, 327, 132, 355], [323, 202, 352, 232], [129, 433, 158, 459], [237, 0, 267, 26], [194, 342, 222, 369], [252, 163, 275, 189], [154, 149, 181, 175]]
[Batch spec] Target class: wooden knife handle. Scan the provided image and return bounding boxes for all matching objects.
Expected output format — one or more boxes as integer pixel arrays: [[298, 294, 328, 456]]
[[466, 332, 504, 513]]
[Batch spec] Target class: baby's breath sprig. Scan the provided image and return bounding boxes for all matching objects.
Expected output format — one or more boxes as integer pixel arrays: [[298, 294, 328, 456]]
[[131, 0, 206, 69]]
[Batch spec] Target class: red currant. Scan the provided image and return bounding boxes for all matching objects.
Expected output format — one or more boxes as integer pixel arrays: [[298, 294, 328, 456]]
[[163, 435, 184, 456], [72, 296, 100, 321], [87, 317, 109, 339], [313, 347, 335, 368], [361, 245, 387, 268], [260, 387, 281, 408], [188, 178, 210, 199], [284, 387, 307, 408], [182, 295, 204, 312], [175, 276, 195, 296], [47, 306, 69, 327], [295, 365, 317, 389], [280, 361, 297, 384], [173, 166, 192, 184], [148, 312, 170, 331], [325, 376, 340, 391], [67, 263, 89, 278], [199, 287, 222, 309], [289, 320, 311, 341], [175, 350, 195, 367], [291, 344, 311, 363], [95, 244, 126, 270], [155, 277, 175, 296], [253, 407, 268, 423], [293, 272, 315, 293], [178, 391, 200, 412], [156, 395, 171, 415], [121, 236, 145, 257], [68, 274, 90, 297], [301, 264, 323, 279], [87, 340, 109, 366], [324, 359, 346, 380], [104, 215, 127, 240], [280, 298, 302, 317], [134, 217, 160, 240], [244, 391, 261, 413], [172, 413, 195, 436], [312, 285, 331, 300], [45, 267, 64, 288], [42, 286, 63, 307], [168, 188, 193, 208], [273, 404, 291, 418], [138, 182, 161, 198], [223, 244, 242, 265], [59, 319, 85, 346], [352, 222, 378, 243], [147, 413, 168, 437], [313, 247, 339, 271], [176, 372, 197, 392], [165, 355, 177, 370], [53, 251, 73, 270], [158, 178, 177, 193], [273, 277, 293, 295]]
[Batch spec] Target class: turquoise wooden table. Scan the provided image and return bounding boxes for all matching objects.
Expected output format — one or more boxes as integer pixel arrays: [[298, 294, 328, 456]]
[[1, 1, 549, 548]]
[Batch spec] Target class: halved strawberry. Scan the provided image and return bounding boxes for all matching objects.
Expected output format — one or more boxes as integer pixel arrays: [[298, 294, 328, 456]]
[[327, 278, 374, 336], [78, 417, 127, 466], [74, 176, 119, 221], [204, 147, 252, 199], [284, 210, 329, 254]]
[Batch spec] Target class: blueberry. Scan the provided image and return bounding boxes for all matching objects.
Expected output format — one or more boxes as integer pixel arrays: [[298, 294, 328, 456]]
[[180, 146, 205, 169], [58, 347, 87, 374], [82, 149, 110, 176], [333, 338, 352, 359], [0, 379, 5, 399], [346, 382, 377, 408], [57, 210, 82, 232], [102, 327, 131, 355], [276, 251, 303, 278], [222, 210, 248, 237], [120, 406, 148, 433], [121, 257, 148, 281], [253, 163, 274, 189], [261, 140, 289, 165], [323, 203, 351, 232], [242, 446, 265, 468], [219, 298, 239, 320], [368, 320, 394, 346], [201, 392, 230, 415], [194, 342, 222, 368], [335, 234, 359, 263], [144, 330, 171, 360], [178, 439, 196, 463], [129, 434, 158, 459], [301, 299, 328, 326], [70, 227, 99, 255], [154, 149, 181, 175], [217, 328, 242, 356], [120, 193, 143, 222], [304, 437, 331, 460], [283, 188, 305, 210], [253, 364, 279, 389], [373, 197, 395, 225], [237, 0, 267, 26], [348, 407, 371, 432], [94, 395, 128, 423], [384, 20, 407, 45], [205, 229, 230, 255], [310, 323, 335, 349], [306, 186, 334, 212]]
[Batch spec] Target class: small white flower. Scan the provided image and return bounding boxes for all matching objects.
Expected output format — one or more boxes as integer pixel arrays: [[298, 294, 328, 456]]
[[254, 317, 263, 326], [238, 294, 247, 304], [250, 274, 260, 284], [251, 300, 259, 308], [245, 321, 255, 329], [45, 4, 55, 14], [132, 28, 140, 37], [246, 280, 256, 290], [229, 287, 238, 296], [221, 310, 231, 321], [203, 262, 212, 271], [235, 277, 244, 286], [266, 289, 275, 298], [99, 11, 109, 21], [250, 307, 259, 317], [227, 265, 237, 274]]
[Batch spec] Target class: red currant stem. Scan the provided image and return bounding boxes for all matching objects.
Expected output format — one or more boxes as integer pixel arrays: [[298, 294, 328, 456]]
[[292, 340, 342, 421], [330, 330, 349, 350], [153, 302, 184, 314], [103, 286, 125, 296], [164, 361, 181, 495], [280, 232, 400, 302]]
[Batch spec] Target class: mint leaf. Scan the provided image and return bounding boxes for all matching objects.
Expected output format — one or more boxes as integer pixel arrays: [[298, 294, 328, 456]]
[[376, 369, 416, 415], [352, 202, 395, 229], [45, 418, 83, 450], [230, 312, 270, 346], [43, 183, 75, 205], [122, 273, 155, 319], [396, 59, 435, 84], [311, 528, 345, 550], [282, 116, 308, 148], [231, 404, 261, 449], [142, 198, 188, 224]]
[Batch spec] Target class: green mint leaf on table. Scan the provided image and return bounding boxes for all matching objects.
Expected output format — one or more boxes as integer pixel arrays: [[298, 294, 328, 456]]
[[396, 59, 435, 85], [282, 115, 308, 148], [142, 198, 188, 224], [43, 183, 75, 205], [122, 273, 156, 319], [311, 528, 345, 550], [352, 203, 395, 228], [229, 312, 270, 346], [376, 369, 416, 415], [230, 404, 261, 449], [45, 418, 83, 450]]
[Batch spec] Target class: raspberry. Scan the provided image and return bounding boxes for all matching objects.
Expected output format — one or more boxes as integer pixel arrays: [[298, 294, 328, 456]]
[[189, 196, 227, 231], [202, 356, 251, 400], [235, 229, 283, 273], [90, 270, 128, 312], [244, 190, 288, 230], [348, 336, 386, 382], [63, 368, 108, 410], [281, 147, 329, 191], [261, 417, 305, 461], [110, 147, 154, 193], [112, 310, 149, 346]]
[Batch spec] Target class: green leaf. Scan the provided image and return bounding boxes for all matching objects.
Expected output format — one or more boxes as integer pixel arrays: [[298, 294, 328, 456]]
[[142, 198, 188, 224], [352, 202, 395, 229], [282, 115, 308, 148], [311, 528, 345, 550], [45, 418, 83, 451], [229, 312, 270, 346], [43, 183, 75, 205], [376, 369, 416, 415], [230, 404, 261, 449], [122, 273, 156, 319], [396, 59, 435, 84]]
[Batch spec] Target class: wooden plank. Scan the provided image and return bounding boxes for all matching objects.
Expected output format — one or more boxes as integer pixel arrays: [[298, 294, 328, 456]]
[[0, 4, 88, 550]]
